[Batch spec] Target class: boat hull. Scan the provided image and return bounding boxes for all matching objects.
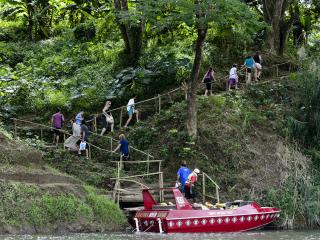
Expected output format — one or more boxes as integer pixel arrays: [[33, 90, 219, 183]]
[[135, 208, 280, 233]]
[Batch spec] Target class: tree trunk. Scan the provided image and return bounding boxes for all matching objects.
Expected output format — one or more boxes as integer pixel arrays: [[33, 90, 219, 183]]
[[262, 0, 291, 55], [187, 28, 207, 138], [113, 0, 143, 63]]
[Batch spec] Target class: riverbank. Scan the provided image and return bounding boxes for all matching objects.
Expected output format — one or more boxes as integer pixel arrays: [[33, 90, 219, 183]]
[[0, 230, 320, 240], [0, 131, 126, 234]]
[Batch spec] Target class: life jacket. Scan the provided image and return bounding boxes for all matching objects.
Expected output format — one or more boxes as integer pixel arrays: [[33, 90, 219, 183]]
[[185, 174, 197, 187]]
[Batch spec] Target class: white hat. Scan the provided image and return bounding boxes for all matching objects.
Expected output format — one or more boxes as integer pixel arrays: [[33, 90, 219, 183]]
[[194, 168, 200, 174]]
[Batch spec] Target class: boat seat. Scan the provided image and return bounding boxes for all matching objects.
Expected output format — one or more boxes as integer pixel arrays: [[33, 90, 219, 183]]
[[152, 205, 176, 210]]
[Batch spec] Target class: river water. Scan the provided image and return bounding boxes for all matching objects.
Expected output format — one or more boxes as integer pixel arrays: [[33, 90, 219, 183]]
[[0, 231, 319, 240]]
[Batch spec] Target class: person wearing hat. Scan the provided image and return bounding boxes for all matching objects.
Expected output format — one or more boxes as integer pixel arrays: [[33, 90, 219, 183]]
[[185, 168, 200, 203]]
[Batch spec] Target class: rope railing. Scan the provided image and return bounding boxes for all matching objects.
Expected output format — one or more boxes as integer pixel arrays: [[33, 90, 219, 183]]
[[88, 130, 155, 159], [11, 118, 119, 160], [12, 117, 165, 204]]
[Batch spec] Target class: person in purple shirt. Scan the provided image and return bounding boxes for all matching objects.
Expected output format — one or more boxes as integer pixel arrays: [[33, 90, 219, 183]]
[[176, 161, 192, 193], [51, 108, 64, 146]]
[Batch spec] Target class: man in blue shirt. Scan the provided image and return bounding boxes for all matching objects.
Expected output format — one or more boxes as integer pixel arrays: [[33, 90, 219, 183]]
[[176, 161, 192, 193]]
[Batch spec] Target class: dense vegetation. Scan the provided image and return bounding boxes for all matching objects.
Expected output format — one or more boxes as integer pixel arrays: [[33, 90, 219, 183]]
[[1, 0, 320, 232]]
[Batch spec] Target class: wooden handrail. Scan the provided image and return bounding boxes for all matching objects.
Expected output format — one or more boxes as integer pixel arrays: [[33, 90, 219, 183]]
[[110, 171, 162, 180], [93, 87, 182, 116], [11, 118, 119, 156], [89, 130, 154, 158], [203, 172, 220, 189], [111, 160, 163, 163]]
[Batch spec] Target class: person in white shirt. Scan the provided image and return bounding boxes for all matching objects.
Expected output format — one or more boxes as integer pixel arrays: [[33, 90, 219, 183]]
[[124, 96, 139, 128], [228, 64, 239, 91]]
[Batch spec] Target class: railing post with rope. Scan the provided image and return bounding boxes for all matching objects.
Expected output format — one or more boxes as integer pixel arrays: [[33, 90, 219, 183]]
[[88, 143, 92, 159], [202, 173, 206, 203], [13, 119, 17, 139], [63, 132, 66, 150], [158, 94, 161, 114], [119, 107, 123, 128], [94, 116, 97, 133], [216, 185, 220, 204], [40, 128, 43, 141], [147, 154, 150, 174], [110, 138, 113, 157], [159, 172, 164, 202]]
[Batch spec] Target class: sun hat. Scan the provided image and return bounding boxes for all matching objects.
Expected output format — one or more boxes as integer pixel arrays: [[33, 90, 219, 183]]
[[194, 168, 200, 174]]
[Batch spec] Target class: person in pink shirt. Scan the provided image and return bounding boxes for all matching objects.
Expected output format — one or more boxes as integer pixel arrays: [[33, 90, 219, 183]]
[[51, 108, 64, 146]]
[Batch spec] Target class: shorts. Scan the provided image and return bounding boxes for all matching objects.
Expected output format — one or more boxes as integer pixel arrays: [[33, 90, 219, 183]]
[[102, 115, 108, 128], [247, 68, 252, 73], [121, 154, 129, 160], [206, 82, 212, 91], [53, 128, 61, 135], [128, 107, 135, 116], [255, 63, 262, 70], [228, 78, 237, 86]]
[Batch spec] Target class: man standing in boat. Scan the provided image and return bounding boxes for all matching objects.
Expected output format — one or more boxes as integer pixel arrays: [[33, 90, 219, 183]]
[[185, 168, 200, 203], [176, 161, 192, 194]]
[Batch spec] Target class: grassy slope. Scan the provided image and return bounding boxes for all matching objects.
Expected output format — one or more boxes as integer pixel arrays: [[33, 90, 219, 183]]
[[0, 130, 126, 234]]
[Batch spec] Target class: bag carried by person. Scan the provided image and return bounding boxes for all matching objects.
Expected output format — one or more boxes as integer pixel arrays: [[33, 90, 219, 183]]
[[79, 141, 87, 151], [103, 113, 114, 124]]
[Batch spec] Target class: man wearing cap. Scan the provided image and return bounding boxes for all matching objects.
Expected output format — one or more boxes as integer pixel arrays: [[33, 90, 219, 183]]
[[185, 168, 200, 203]]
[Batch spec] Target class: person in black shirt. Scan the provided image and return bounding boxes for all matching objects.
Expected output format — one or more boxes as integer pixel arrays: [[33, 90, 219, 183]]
[[78, 120, 90, 159]]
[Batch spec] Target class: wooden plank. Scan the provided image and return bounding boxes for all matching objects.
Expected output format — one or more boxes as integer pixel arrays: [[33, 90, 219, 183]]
[[110, 172, 162, 180]]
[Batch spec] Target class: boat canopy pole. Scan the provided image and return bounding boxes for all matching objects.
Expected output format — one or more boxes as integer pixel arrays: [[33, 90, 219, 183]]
[[157, 218, 163, 233], [134, 218, 140, 232]]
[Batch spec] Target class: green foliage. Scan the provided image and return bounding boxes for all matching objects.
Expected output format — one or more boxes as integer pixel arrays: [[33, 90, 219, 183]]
[[287, 59, 320, 148], [73, 21, 96, 41], [85, 185, 126, 226]]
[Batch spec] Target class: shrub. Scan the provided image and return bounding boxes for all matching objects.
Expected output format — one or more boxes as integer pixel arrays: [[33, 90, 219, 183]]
[[73, 22, 96, 41]]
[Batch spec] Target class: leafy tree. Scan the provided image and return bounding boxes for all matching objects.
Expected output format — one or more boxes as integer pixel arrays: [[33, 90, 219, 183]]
[[113, 0, 143, 64], [160, 0, 261, 137], [244, 0, 320, 55], [0, 0, 53, 40]]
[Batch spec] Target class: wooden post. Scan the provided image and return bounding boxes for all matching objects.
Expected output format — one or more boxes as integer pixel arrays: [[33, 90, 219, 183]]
[[120, 154, 123, 170], [202, 173, 206, 203], [40, 129, 43, 141], [276, 65, 279, 77], [158, 94, 161, 114], [245, 68, 248, 84], [94, 116, 97, 133], [63, 133, 66, 150], [216, 185, 220, 203], [113, 162, 120, 202], [119, 107, 123, 128], [14, 120, 17, 139], [147, 154, 150, 174], [159, 172, 164, 202], [168, 92, 173, 104], [117, 160, 121, 205], [110, 138, 113, 157], [88, 144, 92, 159]]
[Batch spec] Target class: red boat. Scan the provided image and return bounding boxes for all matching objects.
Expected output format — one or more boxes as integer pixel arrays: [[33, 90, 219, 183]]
[[130, 188, 280, 233]]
